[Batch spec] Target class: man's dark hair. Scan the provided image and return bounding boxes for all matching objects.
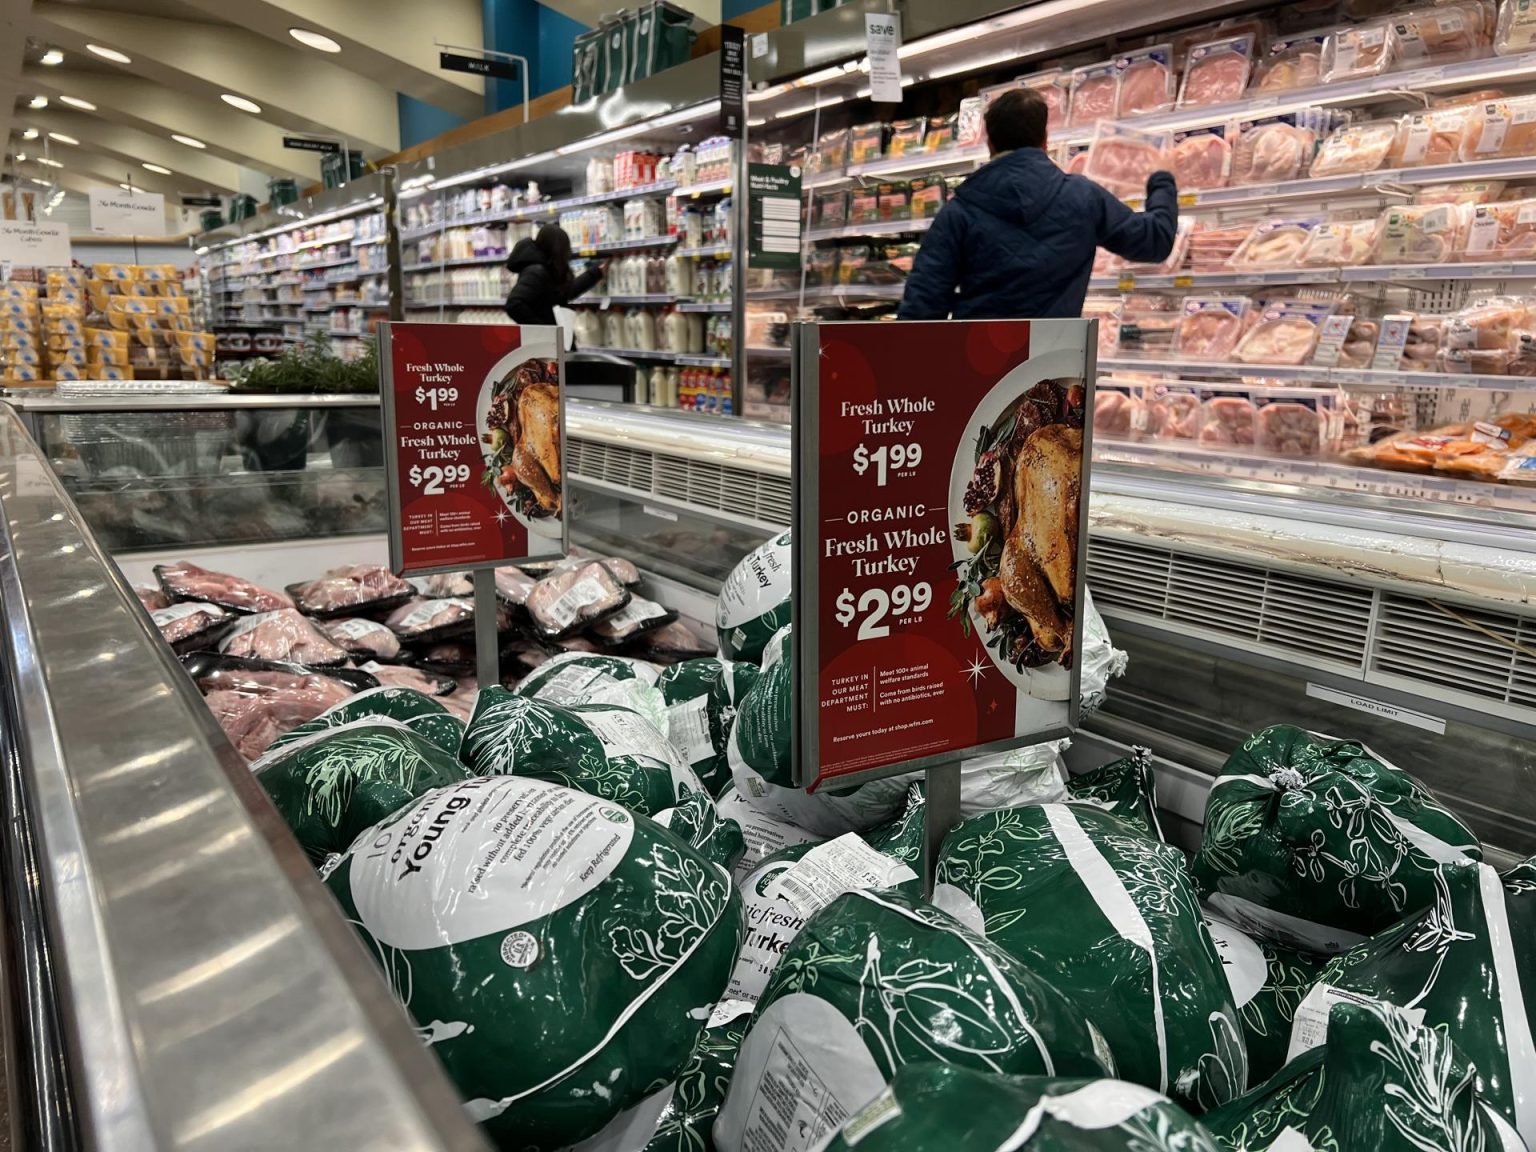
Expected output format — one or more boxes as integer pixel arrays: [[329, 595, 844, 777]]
[[984, 88, 1049, 154]]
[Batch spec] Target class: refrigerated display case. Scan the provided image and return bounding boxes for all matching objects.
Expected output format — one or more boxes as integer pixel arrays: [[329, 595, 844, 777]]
[[0, 401, 486, 1150], [10, 392, 387, 552]]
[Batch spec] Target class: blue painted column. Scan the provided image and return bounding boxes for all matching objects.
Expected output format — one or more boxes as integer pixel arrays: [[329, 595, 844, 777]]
[[484, 0, 591, 113]]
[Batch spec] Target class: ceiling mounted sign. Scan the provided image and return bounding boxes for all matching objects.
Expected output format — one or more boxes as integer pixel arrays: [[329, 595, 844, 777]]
[[283, 136, 342, 154], [0, 220, 71, 268], [440, 51, 521, 81], [88, 188, 166, 237]]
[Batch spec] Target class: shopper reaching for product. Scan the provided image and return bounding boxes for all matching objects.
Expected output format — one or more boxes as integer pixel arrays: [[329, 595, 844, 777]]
[[897, 87, 1179, 321], [503, 223, 605, 326]]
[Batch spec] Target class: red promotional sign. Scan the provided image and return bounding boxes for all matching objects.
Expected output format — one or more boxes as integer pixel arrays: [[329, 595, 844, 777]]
[[793, 319, 1094, 785], [381, 322, 566, 575]]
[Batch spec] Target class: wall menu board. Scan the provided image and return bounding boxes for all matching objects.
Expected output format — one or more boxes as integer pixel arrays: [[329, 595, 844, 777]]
[[793, 319, 1095, 786], [381, 322, 567, 575]]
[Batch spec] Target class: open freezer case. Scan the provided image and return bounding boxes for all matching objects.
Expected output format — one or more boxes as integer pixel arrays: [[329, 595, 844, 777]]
[[0, 401, 487, 1150]]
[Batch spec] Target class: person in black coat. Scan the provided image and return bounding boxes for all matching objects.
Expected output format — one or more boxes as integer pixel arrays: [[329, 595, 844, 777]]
[[504, 223, 605, 326], [898, 88, 1179, 321]]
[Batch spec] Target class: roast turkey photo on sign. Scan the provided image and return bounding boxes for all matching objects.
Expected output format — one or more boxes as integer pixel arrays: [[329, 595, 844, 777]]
[[477, 353, 563, 537], [949, 367, 1086, 702]]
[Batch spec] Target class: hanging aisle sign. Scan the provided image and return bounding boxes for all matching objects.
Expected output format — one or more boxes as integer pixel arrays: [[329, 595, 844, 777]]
[[864, 12, 904, 103], [284, 136, 342, 154], [88, 188, 165, 236], [720, 24, 746, 137], [792, 319, 1095, 787], [0, 220, 70, 268], [440, 51, 521, 81], [380, 322, 567, 575]]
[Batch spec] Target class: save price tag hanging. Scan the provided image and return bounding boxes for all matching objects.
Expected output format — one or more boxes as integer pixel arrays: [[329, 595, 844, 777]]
[[865, 12, 903, 103]]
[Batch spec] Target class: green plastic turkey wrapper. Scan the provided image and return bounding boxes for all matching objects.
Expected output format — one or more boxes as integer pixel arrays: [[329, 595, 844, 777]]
[[264, 685, 464, 755], [516, 652, 668, 733], [819, 1064, 1222, 1152], [715, 531, 791, 663], [323, 775, 743, 1151], [1204, 912, 1323, 1087], [1191, 725, 1480, 955], [1289, 857, 1536, 1144], [1202, 998, 1525, 1152], [713, 886, 1116, 1152], [937, 802, 1247, 1113], [655, 790, 747, 875], [656, 657, 760, 796], [461, 687, 709, 817], [1064, 747, 1164, 841], [725, 626, 910, 837], [253, 717, 472, 864]]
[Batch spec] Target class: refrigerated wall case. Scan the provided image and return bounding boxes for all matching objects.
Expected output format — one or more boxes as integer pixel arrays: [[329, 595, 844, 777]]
[[192, 0, 1536, 853]]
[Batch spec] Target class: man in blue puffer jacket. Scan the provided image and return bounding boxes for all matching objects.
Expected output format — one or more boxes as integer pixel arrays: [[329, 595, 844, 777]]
[[898, 87, 1179, 320]]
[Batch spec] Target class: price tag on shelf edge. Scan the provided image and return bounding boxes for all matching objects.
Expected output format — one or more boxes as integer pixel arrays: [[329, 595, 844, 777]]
[[380, 321, 567, 575], [792, 319, 1090, 787]]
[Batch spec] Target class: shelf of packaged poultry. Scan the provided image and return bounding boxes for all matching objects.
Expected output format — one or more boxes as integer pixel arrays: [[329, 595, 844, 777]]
[[1092, 262, 1536, 291], [1058, 48, 1536, 149], [802, 147, 988, 190], [804, 216, 937, 243], [1094, 440, 1536, 513], [1100, 356, 1535, 391], [399, 180, 733, 241]]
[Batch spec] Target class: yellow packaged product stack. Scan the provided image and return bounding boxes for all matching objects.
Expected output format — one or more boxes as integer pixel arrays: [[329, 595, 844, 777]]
[[84, 265, 214, 382], [42, 289, 87, 384], [0, 283, 44, 387]]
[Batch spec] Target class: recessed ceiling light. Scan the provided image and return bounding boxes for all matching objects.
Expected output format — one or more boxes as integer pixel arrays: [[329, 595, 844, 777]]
[[28, 96, 47, 109], [40, 49, 63, 66], [30, 178, 50, 187], [59, 96, 96, 111], [86, 43, 132, 64], [48, 132, 78, 145], [221, 93, 262, 114], [37, 158, 63, 168], [142, 162, 171, 175], [21, 128, 37, 140], [172, 134, 206, 149], [288, 27, 341, 52]]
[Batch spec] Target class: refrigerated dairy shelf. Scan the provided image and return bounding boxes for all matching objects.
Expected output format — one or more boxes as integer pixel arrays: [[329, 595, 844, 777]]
[[580, 235, 679, 254], [402, 254, 508, 272]]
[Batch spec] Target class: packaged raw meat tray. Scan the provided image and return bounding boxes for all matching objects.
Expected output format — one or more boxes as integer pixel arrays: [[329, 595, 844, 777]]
[[1462, 197, 1536, 259], [1198, 394, 1259, 446], [287, 564, 414, 618], [1255, 395, 1327, 456], [1251, 33, 1326, 91], [1188, 223, 1254, 270], [1310, 121, 1399, 176], [1321, 20, 1394, 81], [1174, 297, 1251, 359], [1386, 106, 1475, 167], [1414, 180, 1505, 205], [1084, 122, 1171, 199], [1229, 218, 1323, 267], [1151, 388, 1205, 441], [1230, 121, 1316, 186], [1297, 218, 1382, 265], [1021, 71, 1071, 133], [1233, 300, 1336, 364], [1497, 0, 1536, 53], [1169, 129, 1231, 191], [1122, 217, 1194, 275], [217, 609, 350, 667], [1178, 35, 1256, 107], [1067, 62, 1119, 127], [155, 561, 293, 614], [1445, 297, 1529, 350], [1115, 44, 1175, 117], [1372, 203, 1470, 263], [1387, 1, 1495, 65], [1460, 95, 1536, 160], [1092, 386, 1138, 439]]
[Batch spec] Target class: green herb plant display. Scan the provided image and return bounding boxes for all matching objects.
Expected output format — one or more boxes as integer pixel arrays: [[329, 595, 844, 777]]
[[228, 333, 378, 394]]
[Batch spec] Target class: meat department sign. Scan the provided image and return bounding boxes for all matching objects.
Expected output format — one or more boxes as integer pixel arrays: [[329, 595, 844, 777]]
[[792, 319, 1095, 787], [380, 322, 568, 575]]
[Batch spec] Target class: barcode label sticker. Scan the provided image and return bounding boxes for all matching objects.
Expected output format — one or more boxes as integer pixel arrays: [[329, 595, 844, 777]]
[[764, 834, 917, 918]]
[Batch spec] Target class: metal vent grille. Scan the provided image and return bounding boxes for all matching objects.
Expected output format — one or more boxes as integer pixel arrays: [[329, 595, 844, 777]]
[[1087, 537, 1374, 669], [1374, 593, 1536, 710], [567, 435, 792, 526], [565, 438, 654, 492]]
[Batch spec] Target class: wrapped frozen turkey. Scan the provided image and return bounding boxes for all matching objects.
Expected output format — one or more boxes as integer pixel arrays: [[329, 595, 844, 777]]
[[462, 687, 708, 817], [937, 802, 1247, 1112], [1190, 724, 1480, 954], [818, 1064, 1223, 1152], [715, 531, 791, 663], [1064, 746, 1164, 839], [322, 775, 743, 1150], [1203, 912, 1323, 1086], [1293, 857, 1536, 1143], [515, 652, 668, 732], [253, 717, 471, 864], [656, 657, 760, 796], [714, 887, 1116, 1152], [1201, 999, 1523, 1152], [653, 790, 746, 873], [265, 685, 463, 755]]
